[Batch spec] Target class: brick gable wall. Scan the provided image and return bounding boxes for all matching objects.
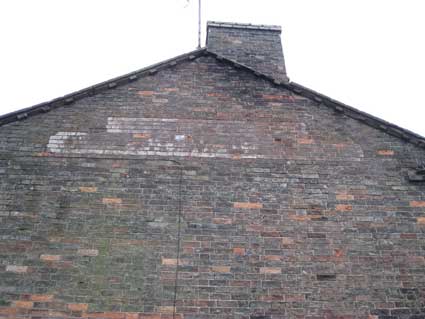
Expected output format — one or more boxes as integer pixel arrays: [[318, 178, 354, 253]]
[[0, 56, 425, 319]]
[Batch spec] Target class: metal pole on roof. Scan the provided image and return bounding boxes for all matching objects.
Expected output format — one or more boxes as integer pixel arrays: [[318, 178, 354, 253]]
[[198, 0, 201, 48]]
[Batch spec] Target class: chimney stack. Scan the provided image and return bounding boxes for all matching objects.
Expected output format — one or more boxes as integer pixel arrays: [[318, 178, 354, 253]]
[[206, 21, 288, 82]]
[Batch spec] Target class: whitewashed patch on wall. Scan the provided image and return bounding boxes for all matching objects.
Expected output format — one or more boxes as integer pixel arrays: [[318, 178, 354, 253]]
[[46, 117, 364, 160]]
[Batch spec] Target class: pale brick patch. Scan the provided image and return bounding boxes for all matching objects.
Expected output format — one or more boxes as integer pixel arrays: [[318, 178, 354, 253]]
[[233, 202, 263, 209], [162, 258, 188, 266], [158, 306, 175, 313], [161, 258, 178, 266], [281, 237, 294, 245], [6, 265, 28, 273], [260, 267, 281, 274]]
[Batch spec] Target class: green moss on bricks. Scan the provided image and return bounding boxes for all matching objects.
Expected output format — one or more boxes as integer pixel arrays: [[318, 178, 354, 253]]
[[0, 299, 10, 306], [98, 239, 110, 256]]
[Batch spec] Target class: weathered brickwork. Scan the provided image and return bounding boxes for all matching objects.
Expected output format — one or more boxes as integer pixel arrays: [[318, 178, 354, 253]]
[[207, 21, 288, 82], [1, 23, 425, 319]]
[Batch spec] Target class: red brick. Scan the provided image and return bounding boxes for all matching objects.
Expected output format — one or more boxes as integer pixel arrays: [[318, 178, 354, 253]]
[[133, 133, 151, 139], [79, 186, 97, 193], [410, 201, 425, 207], [102, 197, 122, 204], [336, 204, 352, 211], [161, 258, 188, 266], [334, 249, 344, 258], [158, 306, 174, 313], [400, 233, 417, 239], [233, 247, 245, 256], [162, 258, 177, 266], [137, 91, 155, 96], [40, 254, 61, 261], [35, 151, 51, 157], [30, 294, 54, 302], [13, 301, 33, 309], [377, 149, 394, 156], [233, 202, 263, 209], [140, 314, 161, 319], [417, 217, 425, 224], [67, 303, 88, 312], [336, 193, 354, 200], [0, 308, 17, 315], [212, 217, 232, 224], [207, 92, 225, 97], [297, 138, 314, 144], [211, 266, 231, 273], [260, 267, 281, 274], [289, 215, 310, 221]]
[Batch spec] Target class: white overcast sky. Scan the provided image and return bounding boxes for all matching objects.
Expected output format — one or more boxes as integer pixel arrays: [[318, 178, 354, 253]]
[[1, 0, 424, 136]]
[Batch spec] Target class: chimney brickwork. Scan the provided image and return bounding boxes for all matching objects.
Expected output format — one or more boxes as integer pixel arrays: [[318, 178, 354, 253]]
[[206, 21, 289, 82]]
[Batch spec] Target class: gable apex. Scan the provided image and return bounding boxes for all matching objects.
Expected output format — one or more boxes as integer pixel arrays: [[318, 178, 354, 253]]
[[1, 45, 424, 150]]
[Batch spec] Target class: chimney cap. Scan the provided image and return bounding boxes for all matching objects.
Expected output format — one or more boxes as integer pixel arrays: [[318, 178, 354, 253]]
[[207, 21, 282, 33]]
